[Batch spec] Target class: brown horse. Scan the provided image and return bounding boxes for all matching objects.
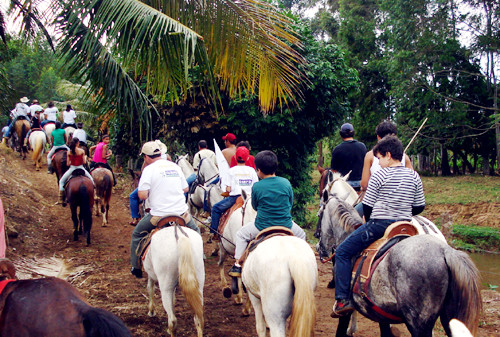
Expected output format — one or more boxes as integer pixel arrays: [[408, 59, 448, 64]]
[[12, 119, 30, 159], [91, 167, 113, 227], [53, 149, 70, 188], [0, 259, 131, 337], [65, 173, 94, 245]]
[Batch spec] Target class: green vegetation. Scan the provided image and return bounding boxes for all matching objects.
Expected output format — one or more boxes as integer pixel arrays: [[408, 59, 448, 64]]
[[422, 176, 500, 205], [452, 225, 500, 252]]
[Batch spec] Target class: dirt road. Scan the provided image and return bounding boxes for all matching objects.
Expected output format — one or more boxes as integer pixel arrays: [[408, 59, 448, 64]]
[[1, 148, 498, 336]]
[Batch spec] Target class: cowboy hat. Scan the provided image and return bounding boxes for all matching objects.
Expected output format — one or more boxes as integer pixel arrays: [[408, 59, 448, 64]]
[[20, 97, 29, 103]]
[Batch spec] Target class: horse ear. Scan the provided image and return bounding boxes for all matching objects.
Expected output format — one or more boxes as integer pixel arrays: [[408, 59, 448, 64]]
[[327, 170, 334, 184], [343, 171, 351, 181]]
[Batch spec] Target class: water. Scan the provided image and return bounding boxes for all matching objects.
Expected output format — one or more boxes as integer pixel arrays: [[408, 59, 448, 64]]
[[469, 252, 500, 290]]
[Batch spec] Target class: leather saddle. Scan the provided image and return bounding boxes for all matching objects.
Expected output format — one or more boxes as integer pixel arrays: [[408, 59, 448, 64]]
[[212, 196, 244, 240], [351, 221, 419, 322], [238, 226, 294, 265], [138, 215, 186, 262]]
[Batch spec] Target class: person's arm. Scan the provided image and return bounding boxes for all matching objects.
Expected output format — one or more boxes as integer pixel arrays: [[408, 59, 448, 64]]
[[138, 190, 149, 200], [103, 145, 112, 159], [360, 151, 374, 191], [89, 145, 96, 158], [66, 151, 71, 166], [226, 186, 231, 193], [363, 204, 373, 221], [404, 154, 413, 169], [412, 205, 425, 216], [64, 133, 67, 144]]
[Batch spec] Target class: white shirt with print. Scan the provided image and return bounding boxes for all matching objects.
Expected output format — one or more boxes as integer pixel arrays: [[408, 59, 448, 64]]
[[226, 165, 259, 196]]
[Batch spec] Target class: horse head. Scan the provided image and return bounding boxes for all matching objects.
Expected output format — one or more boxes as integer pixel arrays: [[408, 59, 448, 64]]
[[0, 258, 17, 280], [323, 171, 358, 206], [316, 194, 362, 261], [176, 154, 194, 178], [197, 158, 219, 185]]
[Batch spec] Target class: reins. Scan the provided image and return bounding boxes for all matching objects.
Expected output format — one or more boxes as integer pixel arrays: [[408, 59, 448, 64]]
[[192, 215, 236, 247]]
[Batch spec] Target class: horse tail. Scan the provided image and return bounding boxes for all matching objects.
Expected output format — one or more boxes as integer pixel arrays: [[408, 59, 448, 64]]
[[441, 245, 482, 336], [288, 257, 316, 337], [81, 306, 131, 337], [79, 182, 93, 233], [178, 234, 204, 327], [32, 135, 43, 162], [102, 173, 112, 201]]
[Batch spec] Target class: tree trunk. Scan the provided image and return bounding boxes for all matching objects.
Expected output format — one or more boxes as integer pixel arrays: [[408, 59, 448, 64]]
[[441, 144, 451, 176], [482, 153, 490, 175], [458, 150, 474, 174], [452, 150, 459, 175]]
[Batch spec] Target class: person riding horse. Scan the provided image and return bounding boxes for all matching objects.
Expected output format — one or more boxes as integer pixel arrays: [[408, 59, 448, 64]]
[[40, 101, 59, 128], [186, 139, 218, 188], [130, 141, 201, 279], [89, 135, 116, 186], [62, 104, 77, 129], [58, 137, 94, 205], [46, 121, 69, 174], [2, 97, 30, 144], [332, 135, 426, 317]]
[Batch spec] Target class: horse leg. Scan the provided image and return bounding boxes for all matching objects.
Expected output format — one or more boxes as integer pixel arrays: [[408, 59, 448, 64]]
[[218, 244, 231, 298], [71, 204, 79, 241], [95, 197, 100, 216], [102, 202, 109, 227], [242, 294, 253, 316], [347, 311, 358, 336], [147, 277, 156, 317], [160, 286, 177, 337], [248, 292, 267, 337], [379, 323, 400, 337], [335, 314, 352, 337], [234, 276, 244, 305]]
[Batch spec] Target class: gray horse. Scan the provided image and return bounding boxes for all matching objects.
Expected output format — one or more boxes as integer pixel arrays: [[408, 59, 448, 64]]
[[317, 194, 482, 337]]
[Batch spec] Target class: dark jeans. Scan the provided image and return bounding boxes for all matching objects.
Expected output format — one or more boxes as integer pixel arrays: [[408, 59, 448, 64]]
[[334, 218, 397, 300], [210, 195, 239, 234]]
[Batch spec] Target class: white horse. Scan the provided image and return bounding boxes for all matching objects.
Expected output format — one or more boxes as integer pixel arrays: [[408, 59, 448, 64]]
[[64, 126, 76, 145], [28, 130, 47, 171], [43, 122, 56, 148], [187, 157, 221, 218], [217, 193, 257, 307], [242, 235, 318, 337], [143, 225, 205, 337], [176, 154, 194, 179]]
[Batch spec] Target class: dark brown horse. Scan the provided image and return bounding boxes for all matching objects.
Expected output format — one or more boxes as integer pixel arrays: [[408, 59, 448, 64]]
[[53, 149, 70, 187], [12, 119, 30, 159], [65, 173, 94, 245], [0, 259, 131, 337], [91, 167, 113, 227]]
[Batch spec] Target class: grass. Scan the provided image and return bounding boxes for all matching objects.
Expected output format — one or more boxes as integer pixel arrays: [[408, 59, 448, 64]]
[[422, 175, 500, 205], [452, 225, 500, 252]]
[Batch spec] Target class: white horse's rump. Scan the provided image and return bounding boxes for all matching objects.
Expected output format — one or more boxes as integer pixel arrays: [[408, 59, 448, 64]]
[[28, 131, 46, 171], [143, 227, 204, 337], [242, 236, 318, 337]]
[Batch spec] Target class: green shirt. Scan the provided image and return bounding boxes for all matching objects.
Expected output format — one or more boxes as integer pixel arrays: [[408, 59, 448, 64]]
[[52, 129, 66, 146], [251, 176, 293, 231]]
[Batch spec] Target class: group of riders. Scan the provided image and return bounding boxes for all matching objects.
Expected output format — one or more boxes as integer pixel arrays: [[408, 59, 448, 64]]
[[128, 121, 425, 320], [2, 98, 427, 320], [1, 97, 116, 205]]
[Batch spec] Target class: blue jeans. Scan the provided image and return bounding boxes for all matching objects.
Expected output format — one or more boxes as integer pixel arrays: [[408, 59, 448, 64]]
[[334, 219, 397, 300], [347, 180, 361, 189], [210, 195, 239, 234], [4, 120, 16, 137], [354, 202, 364, 218], [41, 120, 55, 127], [129, 188, 141, 219]]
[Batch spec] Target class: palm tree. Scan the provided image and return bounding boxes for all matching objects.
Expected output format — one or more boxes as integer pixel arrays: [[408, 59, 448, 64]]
[[5, 0, 307, 134]]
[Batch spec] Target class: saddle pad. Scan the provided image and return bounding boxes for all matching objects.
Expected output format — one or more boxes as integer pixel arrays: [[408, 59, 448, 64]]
[[217, 196, 244, 236], [0, 279, 16, 296], [352, 221, 418, 282], [238, 226, 294, 265], [139, 215, 188, 262]]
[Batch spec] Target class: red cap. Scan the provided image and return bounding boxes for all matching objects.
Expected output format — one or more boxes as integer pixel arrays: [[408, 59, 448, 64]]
[[235, 146, 249, 162], [222, 133, 236, 142]]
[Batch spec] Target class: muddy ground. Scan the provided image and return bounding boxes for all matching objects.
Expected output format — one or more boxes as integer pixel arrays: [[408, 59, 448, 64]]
[[1, 146, 498, 337]]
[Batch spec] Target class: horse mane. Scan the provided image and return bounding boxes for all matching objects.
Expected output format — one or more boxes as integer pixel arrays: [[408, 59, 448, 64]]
[[326, 195, 361, 233]]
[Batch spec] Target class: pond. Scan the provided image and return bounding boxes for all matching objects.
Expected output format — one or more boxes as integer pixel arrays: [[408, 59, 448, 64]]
[[469, 252, 500, 290]]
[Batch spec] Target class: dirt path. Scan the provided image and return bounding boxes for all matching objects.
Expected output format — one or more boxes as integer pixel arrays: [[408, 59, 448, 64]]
[[1, 148, 498, 337]]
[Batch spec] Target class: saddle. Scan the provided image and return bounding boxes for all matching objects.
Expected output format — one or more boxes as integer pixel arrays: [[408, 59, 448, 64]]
[[63, 169, 88, 189], [51, 147, 67, 161], [351, 221, 419, 322], [238, 226, 294, 265], [137, 215, 187, 263], [90, 162, 108, 173], [213, 196, 244, 240]]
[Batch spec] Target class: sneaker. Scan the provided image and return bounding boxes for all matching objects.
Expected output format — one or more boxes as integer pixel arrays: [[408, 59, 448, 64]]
[[228, 264, 241, 277], [331, 299, 354, 317], [204, 216, 212, 225], [130, 267, 143, 279]]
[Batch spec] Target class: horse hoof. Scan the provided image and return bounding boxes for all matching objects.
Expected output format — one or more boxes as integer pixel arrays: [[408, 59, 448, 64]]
[[223, 287, 232, 298], [327, 279, 335, 289], [211, 249, 218, 257], [241, 309, 251, 317], [148, 311, 155, 317], [390, 327, 401, 337]]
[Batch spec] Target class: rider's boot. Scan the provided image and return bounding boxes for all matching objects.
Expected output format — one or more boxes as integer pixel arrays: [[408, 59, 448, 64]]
[[58, 190, 66, 207]]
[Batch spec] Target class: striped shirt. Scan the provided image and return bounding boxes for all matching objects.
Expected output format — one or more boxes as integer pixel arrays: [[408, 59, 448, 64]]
[[362, 166, 425, 220]]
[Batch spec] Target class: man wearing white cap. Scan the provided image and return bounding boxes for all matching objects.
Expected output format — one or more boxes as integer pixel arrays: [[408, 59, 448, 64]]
[[2, 97, 30, 144], [130, 140, 201, 278]]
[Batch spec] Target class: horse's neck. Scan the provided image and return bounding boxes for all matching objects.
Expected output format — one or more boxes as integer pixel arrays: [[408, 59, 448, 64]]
[[200, 161, 218, 182], [331, 182, 357, 205]]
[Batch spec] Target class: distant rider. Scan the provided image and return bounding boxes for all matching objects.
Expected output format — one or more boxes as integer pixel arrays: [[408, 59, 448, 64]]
[[89, 134, 116, 186], [2, 97, 30, 144], [46, 121, 69, 174]]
